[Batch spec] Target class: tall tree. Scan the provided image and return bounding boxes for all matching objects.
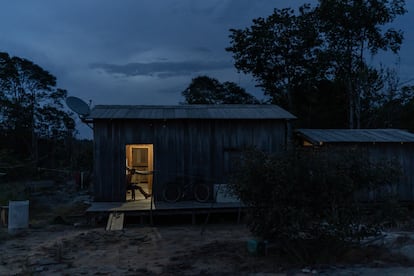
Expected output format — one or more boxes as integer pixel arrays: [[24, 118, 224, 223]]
[[182, 75, 259, 104], [226, 4, 324, 110], [0, 52, 75, 161], [318, 0, 406, 128], [364, 67, 414, 129], [226, 0, 406, 128]]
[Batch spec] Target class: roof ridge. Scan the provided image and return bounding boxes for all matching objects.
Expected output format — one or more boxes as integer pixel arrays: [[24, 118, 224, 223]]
[[88, 104, 296, 119]]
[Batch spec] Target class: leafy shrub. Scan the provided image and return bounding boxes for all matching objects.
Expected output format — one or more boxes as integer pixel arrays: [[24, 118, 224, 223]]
[[229, 147, 401, 245]]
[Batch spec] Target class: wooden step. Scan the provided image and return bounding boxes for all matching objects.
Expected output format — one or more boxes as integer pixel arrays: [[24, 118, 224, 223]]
[[106, 212, 124, 231]]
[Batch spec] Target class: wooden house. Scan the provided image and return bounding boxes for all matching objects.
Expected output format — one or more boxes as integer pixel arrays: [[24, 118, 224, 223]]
[[295, 129, 414, 201], [87, 105, 295, 202]]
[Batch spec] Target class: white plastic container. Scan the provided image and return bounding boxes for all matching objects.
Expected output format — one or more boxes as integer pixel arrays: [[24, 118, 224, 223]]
[[8, 200, 29, 232]]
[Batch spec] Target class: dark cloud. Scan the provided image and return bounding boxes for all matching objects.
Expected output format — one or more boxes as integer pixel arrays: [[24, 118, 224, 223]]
[[90, 60, 232, 78], [0, 0, 412, 139], [192, 47, 213, 54]]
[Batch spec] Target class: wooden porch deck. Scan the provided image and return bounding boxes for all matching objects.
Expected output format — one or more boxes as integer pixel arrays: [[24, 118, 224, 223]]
[[86, 198, 245, 225]]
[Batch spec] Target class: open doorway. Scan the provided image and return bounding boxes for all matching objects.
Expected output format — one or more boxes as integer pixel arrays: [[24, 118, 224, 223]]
[[125, 144, 154, 201]]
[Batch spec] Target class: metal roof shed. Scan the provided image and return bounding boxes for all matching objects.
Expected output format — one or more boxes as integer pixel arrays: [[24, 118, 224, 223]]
[[87, 104, 296, 202], [296, 129, 414, 145], [295, 128, 414, 201]]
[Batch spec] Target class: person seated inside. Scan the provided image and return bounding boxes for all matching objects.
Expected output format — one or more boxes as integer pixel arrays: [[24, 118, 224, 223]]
[[126, 168, 151, 200]]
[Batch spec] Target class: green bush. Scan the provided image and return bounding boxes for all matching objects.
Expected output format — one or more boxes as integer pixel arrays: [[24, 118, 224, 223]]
[[229, 147, 401, 245]]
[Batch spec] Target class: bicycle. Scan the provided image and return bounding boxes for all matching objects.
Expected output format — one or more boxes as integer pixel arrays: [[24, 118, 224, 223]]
[[162, 176, 210, 203]]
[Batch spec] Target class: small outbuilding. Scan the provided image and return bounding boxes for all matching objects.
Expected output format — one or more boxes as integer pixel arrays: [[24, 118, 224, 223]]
[[87, 104, 295, 202], [295, 128, 414, 201]]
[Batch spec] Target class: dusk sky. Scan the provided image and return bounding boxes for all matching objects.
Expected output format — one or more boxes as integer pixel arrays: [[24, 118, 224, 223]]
[[1, 0, 413, 138]]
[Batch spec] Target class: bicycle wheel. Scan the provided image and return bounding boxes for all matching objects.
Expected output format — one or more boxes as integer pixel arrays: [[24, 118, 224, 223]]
[[162, 184, 181, 203], [193, 183, 210, 202]]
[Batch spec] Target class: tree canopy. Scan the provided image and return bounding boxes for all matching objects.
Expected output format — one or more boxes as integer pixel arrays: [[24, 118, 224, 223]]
[[182, 75, 259, 104], [318, 0, 406, 128], [227, 4, 324, 109], [227, 0, 407, 129], [0, 52, 75, 168]]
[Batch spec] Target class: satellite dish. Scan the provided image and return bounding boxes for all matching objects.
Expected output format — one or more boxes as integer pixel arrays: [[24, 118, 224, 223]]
[[66, 96, 90, 116]]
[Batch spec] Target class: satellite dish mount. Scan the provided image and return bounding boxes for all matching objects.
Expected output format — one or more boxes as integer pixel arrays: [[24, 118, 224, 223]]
[[66, 96, 93, 129]]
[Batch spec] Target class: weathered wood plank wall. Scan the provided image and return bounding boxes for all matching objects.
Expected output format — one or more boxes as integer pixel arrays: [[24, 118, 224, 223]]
[[366, 143, 414, 201], [93, 119, 288, 201]]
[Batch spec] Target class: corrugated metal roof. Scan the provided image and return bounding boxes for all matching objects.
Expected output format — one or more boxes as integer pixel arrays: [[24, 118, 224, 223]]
[[87, 104, 296, 120], [296, 129, 414, 144]]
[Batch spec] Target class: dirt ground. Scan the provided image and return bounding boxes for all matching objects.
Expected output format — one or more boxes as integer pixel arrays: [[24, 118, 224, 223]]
[[2, 223, 414, 276], [2, 181, 414, 275], [0, 224, 261, 275]]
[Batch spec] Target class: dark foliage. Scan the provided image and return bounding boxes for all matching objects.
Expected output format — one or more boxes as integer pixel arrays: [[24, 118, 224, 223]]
[[182, 75, 259, 104], [229, 147, 401, 246], [0, 52, 91, 180], [291, 80, 348, 128], [226, 0, 407, 129]]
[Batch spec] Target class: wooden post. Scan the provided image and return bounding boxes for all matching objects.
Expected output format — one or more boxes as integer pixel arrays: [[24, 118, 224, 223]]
[[0, 206, 8, 227]]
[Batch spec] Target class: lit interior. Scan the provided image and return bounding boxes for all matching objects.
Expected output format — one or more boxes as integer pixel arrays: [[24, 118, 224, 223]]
[[302, 140, 313, 147], [125, 144, 154, 201]]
